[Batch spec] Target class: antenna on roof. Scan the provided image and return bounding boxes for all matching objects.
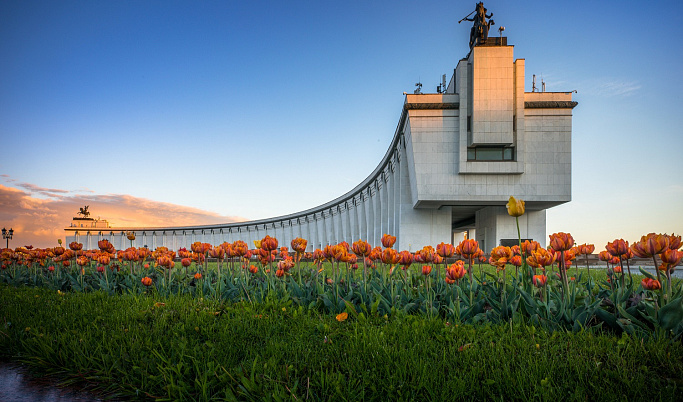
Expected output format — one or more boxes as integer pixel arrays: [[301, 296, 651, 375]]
[[414, 81, 422, 94]]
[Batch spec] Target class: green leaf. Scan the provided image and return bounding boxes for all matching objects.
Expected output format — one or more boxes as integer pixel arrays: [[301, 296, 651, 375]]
[[659, 296, 683, 331], [617, 305, 648, 330], [639, 266, 656, 280], [342, 299, 359, 318]]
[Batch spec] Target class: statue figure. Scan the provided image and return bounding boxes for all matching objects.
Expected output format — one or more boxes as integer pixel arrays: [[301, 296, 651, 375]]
[[78, 205, 90, 218], [459, 2, 494, 49]]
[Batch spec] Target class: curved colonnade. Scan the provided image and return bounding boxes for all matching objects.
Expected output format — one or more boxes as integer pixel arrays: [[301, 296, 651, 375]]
[[73, 112, 411, 252]]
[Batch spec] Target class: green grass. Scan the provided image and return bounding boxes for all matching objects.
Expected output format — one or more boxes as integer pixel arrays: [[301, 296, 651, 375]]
[[1, 284, 682, 401]]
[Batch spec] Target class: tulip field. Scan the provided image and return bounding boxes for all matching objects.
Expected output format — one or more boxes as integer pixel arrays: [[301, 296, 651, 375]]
[[1, 200, 682, 399]]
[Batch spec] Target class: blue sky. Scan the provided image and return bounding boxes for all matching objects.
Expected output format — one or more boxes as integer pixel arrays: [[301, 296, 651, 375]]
[[1, 0, 682, 249]]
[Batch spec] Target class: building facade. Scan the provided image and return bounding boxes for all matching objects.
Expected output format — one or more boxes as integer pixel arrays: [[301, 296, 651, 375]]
[[65, 36, 576, 252]]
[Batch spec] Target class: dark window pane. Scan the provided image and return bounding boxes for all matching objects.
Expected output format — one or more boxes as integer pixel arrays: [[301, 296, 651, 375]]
[[467, 148, 475, 160], [475, 147, 502, 160]]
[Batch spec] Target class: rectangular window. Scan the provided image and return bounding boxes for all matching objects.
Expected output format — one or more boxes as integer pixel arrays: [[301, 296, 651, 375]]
[[467, 146, 514, 161]]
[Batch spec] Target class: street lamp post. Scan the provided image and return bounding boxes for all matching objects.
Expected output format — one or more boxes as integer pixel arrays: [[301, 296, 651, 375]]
[[2, 228, 14, 249]]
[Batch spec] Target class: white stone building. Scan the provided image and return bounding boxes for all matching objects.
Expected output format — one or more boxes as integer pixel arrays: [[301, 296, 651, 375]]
[[65, 36, 576, 253]]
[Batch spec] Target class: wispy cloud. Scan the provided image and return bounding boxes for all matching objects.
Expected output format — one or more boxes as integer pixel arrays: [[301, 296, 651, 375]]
[[590, 80, 641, 98], [0, 183, 247, 248]]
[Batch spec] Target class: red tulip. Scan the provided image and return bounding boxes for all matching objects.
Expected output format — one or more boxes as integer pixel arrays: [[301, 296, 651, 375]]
[[181, 258, 192, 268], [141, 277, 153, 286], [641, 278, 661, 290]]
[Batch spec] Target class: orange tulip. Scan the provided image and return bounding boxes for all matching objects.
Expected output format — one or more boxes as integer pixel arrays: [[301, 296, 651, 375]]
[[277, 258, 295, 272], [275, 268, 285, 278], [194, 272, 202, 280], [381, 234, 396, 249], [181, 258, 192, 268], [422, 265, 432, 276], [141, 277, 153, 286], [631, 233, 670, 258], [381, 248, 399, 265], [352, 240, 372, 257], [532, 274, 547, 288], [577, 244, 595, 255], [528, 248, 556, 268], [605, 239, 629, 257], [336, 312, 348, 322], [69, 242, 83, 251], [398, 250, 413, 267], [126, 232, 136, 241], [231, 241, 248, 257], [490, 246, 513, 263], [291, 238, 308, 254], [436, 242, 456, 258], [97, 254, 110, 266], [260, 236, 278, 252], [660, 249, 683, 269], [509, 255, 522, 267], [419, 246, 436, 263], [641, 278, 661, 290], [549, 232, 574, 252], [520, 240, 540, 256], [249, 265, 258, 274], [668, 234, 682, 251], [598, 250, 612, 262], [445, 261, 467, 284], [506, 196, 525, 217], [457, 239, 480, 260], [208, 247, 225, 260], [369, 247, 382, 261]]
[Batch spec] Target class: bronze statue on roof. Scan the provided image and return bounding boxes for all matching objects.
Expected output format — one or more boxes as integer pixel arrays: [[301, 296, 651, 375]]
[[78, 205, 90, 218], [459, 2, 494, 49]]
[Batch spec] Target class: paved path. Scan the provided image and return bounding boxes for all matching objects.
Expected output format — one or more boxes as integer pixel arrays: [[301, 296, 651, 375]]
[[0, 360, 103, 401]]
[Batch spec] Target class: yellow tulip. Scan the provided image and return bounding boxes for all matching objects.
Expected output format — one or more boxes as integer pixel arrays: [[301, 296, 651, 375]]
[[506, 196, 525, 217]]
